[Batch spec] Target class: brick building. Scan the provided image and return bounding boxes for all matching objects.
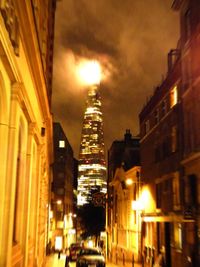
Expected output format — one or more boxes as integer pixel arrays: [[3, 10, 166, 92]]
[[139, 1, 200, 266], [172, 0, 200, 266]]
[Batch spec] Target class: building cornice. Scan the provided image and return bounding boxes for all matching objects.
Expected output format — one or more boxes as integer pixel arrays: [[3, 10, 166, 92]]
[[171, 0, 183, 11], [13, 0, 51, 122]]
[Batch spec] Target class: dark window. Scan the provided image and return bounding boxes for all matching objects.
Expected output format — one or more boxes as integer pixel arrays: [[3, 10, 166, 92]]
[[155, 146, 161, 162], [161, 100, 166, 117], [156, 183, 162, 209], [184, 175, 197, 206], [184, 9, 191, 41], [154, 109, 159, 125]]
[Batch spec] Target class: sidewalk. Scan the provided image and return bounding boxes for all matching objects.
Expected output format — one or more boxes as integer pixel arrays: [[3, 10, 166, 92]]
[[45, 253, 67, 267], [108, 258, 142, 267]]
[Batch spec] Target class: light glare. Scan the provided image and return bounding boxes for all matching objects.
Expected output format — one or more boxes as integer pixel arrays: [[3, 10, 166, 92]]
[[77, 60, 101, 85]]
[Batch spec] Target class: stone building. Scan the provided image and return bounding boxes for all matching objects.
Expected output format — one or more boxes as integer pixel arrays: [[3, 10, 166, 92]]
[[0, 1, 56, 266], [107, 130, 140, 265]]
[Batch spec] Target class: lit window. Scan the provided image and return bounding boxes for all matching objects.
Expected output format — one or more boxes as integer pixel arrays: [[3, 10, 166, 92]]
[[59, 140, 65, 148], [174, 223, 182, 250], [170, 86, 178, 108]]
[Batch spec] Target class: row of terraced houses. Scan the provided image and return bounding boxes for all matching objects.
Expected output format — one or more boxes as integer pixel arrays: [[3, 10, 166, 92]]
[[107, 1, 200, 267]]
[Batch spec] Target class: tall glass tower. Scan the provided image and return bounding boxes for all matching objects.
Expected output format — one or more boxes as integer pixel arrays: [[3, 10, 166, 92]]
[[77, 84, 107, 206]]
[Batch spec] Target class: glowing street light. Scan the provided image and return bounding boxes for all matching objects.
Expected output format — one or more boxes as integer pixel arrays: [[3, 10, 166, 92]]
[[77, 60, 101, 86], [125, 178, 133, 186]]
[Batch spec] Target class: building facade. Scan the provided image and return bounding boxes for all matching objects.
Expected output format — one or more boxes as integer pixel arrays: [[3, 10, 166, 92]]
[[0, 0, 56, 266], [107, 130, 140, 265], [139, 1, 200, 266], [172, 0, 200, 265], [78, 84, 107, 206], [49, 123, 77, 252], [139, 50, 182, 267]]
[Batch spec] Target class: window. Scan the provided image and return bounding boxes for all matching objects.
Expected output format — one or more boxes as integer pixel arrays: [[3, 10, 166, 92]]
[[155, 145, 161, 162], [59, 140, 65, 148], [58, 172, 64, 178], [144, 119, 150, 135], [184, 175, 197, 206], [56, 188, 65, 195], [156, 183, 162, 209], [162, 138, 170, 158], [171, 126, 177, 153], [161, 100, 166, 117], [154, 108, 159, 125], [173, 175, 180, 210], [170, 86, 178, 108], [184, 9, 191, 41], [174, 223, 182, 250]]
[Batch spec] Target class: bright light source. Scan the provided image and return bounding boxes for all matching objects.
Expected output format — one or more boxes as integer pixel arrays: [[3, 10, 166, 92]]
[[56, 200, 62, 205], [88, 240, 94, 247], [132, 200, 144, 211], [55, 236, 62, 250], [126, 178, 133, 185], [68, 228, 76, 234], [77, 60, 101, 85], [50, 210, 53, 219]]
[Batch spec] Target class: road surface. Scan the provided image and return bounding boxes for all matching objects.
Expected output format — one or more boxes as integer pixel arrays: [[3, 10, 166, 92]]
[[45, 253, 141, 267]]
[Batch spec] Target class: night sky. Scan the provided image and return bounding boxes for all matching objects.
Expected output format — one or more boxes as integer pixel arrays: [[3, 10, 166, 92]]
[[52, 0, 179, 158]]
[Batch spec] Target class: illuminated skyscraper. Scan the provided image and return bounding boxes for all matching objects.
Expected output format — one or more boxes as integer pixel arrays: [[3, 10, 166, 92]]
[[77, 84, 107, 206]]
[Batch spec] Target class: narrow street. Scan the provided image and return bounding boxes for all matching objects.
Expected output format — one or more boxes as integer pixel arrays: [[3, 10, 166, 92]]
[[45, 253, 142, 267]]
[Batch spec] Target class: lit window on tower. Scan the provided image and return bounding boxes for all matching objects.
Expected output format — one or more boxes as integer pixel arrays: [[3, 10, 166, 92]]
[[78, 85, 107, 205], [59, 140, 65, 148]]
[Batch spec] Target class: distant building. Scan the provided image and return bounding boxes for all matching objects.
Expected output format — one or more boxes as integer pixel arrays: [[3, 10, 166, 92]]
[[108, 129, 140, 179], [0, 1, 57, 266], [107, 130, 140, 265], [77, 85, 107, 206], [50, 122, 77, 251]]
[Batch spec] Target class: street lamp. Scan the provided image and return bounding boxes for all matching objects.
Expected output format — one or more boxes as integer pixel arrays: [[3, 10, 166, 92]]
[[125, 178, 133, 186], [56, 200, 62, 205]]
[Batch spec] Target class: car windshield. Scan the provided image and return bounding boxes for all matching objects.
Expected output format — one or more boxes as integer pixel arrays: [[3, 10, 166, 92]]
[[70, 243, 81, 248], [79, 249, 101, 256], [71, 246, 81, 250]]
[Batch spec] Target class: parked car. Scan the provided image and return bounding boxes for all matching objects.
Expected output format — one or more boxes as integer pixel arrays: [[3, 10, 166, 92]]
[[76, 247, 105, 267], [69, 243, 83, 261]]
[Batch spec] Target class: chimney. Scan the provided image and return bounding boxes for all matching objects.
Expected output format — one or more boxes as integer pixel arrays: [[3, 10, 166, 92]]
[[124, 129, 132, 142]]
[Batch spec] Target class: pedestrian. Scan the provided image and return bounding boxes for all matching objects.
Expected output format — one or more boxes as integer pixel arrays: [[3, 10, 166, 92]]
[[132, 253, 134, 267], [65, 255, 69, 267], [154, 251, 165, 267], [65, 247, 70, 267], [58, 251, 60, 259]]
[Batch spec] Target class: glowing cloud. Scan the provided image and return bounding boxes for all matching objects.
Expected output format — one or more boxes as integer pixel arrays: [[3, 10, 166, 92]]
[[77, 60, 101, 86]]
